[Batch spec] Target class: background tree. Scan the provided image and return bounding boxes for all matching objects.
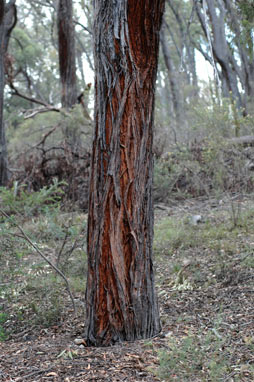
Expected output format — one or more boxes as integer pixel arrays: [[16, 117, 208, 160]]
[[1, 0, 254, 199], [0, 0, 16, 186], [85, 0, 165, 346], [57, 0, 77, 108], [194, 0, 254, 117], [160, 19, 183, 132], [6, 1, 60, 112], [0, 0, 5, 185]]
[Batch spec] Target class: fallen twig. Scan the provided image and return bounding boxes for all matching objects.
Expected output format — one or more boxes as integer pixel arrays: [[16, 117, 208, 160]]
[[16, 367, 53, 381]]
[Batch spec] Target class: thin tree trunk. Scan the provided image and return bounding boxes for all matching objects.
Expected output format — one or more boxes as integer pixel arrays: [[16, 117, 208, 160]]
[[223, 0, 254, 103], [0, 0, 6, 186], [195, 0, 243, 110], [76, 46, 85, 89], [85, 0, 165, 347], [189, 45, 198, 98], [57, 0, 77, 108], [0, 0, 16, 186], [160, 20, 182, 130]]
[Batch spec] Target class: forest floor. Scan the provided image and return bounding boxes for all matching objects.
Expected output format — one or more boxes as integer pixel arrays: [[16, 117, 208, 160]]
[[1, 194, 254, 381]]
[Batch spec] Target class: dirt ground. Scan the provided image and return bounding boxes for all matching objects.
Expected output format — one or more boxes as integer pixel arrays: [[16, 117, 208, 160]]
[[1, 196, 254, 381]]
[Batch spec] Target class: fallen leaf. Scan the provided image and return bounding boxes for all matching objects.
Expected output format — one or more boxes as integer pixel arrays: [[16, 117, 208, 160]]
[[46, 372, 58, 377]]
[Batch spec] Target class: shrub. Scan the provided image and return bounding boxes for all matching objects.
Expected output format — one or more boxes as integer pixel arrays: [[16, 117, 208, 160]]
[[153, 137, 254, 202], [0, 179, 65, 216]]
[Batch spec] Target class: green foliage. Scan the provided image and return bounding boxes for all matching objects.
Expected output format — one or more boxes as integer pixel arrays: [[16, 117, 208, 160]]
[[154, 157, 178, 201], [60, 104, 93, 149], [157, 328, 233, 381], [0, 186, 87, 339], [154, 200, 254, 261], [191, 97, 235, 137], [0, 311, 8, 341], [0, 179, 66, 216], [7, 111, 60, 153], [26, 276, 63, 327], [154, 122, 254, 202], [7, 3, 60, 111], [0, 180, 87, 336], [237, 0, 254, 23], [12, 27, 42, 68], [7, 105, 92, 156], [154, 215, 236, 257]]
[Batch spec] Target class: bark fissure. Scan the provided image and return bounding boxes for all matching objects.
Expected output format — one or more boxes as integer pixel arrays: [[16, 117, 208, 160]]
[[85, 0, 164, 346]]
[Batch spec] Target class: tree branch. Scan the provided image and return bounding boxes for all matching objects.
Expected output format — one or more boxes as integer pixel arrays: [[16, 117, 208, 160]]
[[9, 84, 60, 110], [23, 107, 59, 119], [74, 19, 92, 35]]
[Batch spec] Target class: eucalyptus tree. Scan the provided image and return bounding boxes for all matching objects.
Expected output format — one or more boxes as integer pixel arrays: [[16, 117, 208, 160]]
[[57, 0, 77, 108], [7, 0, 91, 112], [160, 19, 183, 131], [7, 0, 60, 108], [194, 0, 254, 116], [85, 0, 165, 346], [0, 2, 4, 185], [166, 0, 198, 95], [156, 0, 200, 144], [0, 0, 16, 186], [223, 0, 254, 110]]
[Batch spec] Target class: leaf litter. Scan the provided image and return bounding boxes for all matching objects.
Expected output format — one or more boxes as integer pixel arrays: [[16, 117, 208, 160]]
[[1, 196, 254, 381]]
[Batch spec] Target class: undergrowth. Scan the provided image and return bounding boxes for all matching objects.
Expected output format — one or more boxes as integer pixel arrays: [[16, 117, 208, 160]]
[[1, 169, 254, 382], [0, 182, 87, 338], [153, 136, 254, 203], [156, 325, 253, 382], [153, 195, 254, 382]]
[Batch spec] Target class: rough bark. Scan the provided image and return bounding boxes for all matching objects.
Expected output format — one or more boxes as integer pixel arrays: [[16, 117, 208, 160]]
[[85, 0, 165, 347], [57, 0, 77, 108], [0, 0, 16, 186]]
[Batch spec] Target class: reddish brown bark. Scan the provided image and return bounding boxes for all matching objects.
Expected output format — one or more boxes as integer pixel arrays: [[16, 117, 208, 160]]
[[57, 0, 77, 108], [85, 0, 165, 346]]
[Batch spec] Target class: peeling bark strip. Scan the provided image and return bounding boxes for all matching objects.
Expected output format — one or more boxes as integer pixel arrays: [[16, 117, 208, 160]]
[[57, 0, 77, 108], [85, 0, 165, 346]]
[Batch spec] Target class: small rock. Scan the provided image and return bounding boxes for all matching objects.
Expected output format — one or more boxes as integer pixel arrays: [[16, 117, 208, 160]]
[[74, 338, 86, 346], [190, 215, 202, 225], [245, 160, 254, 171]]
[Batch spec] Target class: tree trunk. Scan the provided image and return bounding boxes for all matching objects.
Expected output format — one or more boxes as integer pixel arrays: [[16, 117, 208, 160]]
[[0, 0, 6, 186], [0, 0, 16, 186], [85, 0, 165, 347], [188, 45, 199, 98], [195, 0, 243, 111], [160, 20, 183, 130], [223, 0, 254, 109], [57, 0, 77, 108]]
